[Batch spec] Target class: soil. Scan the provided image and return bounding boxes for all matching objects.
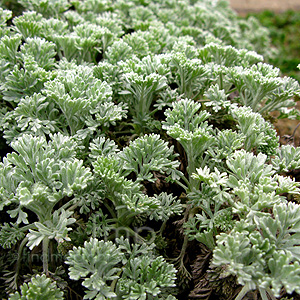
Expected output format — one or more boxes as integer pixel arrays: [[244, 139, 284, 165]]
[[229, 0, 300, 14]]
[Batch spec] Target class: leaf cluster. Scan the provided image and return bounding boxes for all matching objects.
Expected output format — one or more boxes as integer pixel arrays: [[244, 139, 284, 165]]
[[0, 1, 300, 299]]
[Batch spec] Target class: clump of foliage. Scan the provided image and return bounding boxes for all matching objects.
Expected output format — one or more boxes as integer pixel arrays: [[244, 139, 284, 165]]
[[0, 1, 300, 300]]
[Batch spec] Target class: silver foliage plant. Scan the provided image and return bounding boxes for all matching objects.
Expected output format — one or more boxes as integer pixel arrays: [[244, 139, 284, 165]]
[[0, 0, 299, 299]]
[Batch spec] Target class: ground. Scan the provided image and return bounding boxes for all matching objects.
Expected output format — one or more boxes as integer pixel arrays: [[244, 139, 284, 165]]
[[229, 0, 300, 14]]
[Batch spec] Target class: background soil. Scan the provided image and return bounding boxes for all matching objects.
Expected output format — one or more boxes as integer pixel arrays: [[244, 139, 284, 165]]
[[229, 0, 300, 14]]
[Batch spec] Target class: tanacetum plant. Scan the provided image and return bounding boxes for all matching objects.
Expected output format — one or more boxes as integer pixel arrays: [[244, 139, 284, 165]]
[[0, 0, 300, 299]]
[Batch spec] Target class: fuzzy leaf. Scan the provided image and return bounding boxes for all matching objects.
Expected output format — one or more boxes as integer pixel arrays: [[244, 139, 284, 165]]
[[26, 209, 76, 249], [119, 134, 180, 182], [9, 274, 63, 300], [66, 238, 123, 299]]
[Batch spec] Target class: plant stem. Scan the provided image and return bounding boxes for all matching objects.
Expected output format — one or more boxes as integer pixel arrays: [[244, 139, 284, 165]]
[[14, 237, 28, 287], [158, 219, 168, 236], [175, 179, 188, 191], [235, 284, 251, 300], [103, 201, 117, 219], [110, 268, 123, 298], [42, 236, 50, 275], [251, 86, 262, 111], [258, 287, 270, 300], [266, 289, 277, 300], [19, 223, 35, 232]]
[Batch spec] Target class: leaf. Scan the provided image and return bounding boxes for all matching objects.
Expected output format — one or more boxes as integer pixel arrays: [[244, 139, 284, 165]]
[[272, 144, 300, 173], [169, 53, 211, 99], [226, 150, 274, 185], [66, 238, 123, 299], [0, 222, 25, 249], [148, 192, 183, 221], [9, 274, 64, 300], [116, 255, 177, 298], [18, 0, 71, 18], [26, 209, 76, 249], [119, 134, 180, 182], [230, 106, 279, 155], [20, 37, 57, 70]]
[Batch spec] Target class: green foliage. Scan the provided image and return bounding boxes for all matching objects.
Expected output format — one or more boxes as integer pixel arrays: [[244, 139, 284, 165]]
[[2, 63, 127, 142], [116, 255, 177, 299], [0, 222, 25, 249], [230, 105, 279, 156], [119, 133, 180, 182], [9, 274, 64, 300], [198, 42, 263, 67], [163, 98, 214, 190], [89, 136, 119, 160], [169, 52, 211, 99], [212, 202, 300, 298], [27, 209, 76, 249], [272, 144, 300, 173], [224, 150, 300, 217], [228, 63, 300, 113], [148, 192, 183, 221], [205, 129, 244, 170], [0, 133, 92, 258], [66, 238, 177, 299], [18, 0, 71, 18], [12, 12, 45, 39], [247, 10, 300, 82], [1, 1, 300, 299], [66, 238, 123, 299], [20, 37, 57, 71], [119, 72, 168, 132], [92, 134, 182, 227], [204, 84, 231, 112], [187, 149, 300, 254]]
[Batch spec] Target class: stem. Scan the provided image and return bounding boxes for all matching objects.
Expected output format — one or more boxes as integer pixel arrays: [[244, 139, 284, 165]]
[[42, 237, 50, 275], [179, 233, 189, 262], [235, 284, 251, 300], [66, 286, 83, 300], [29, 201, 56, 223], [118, 212, 137, 226], [113, 130, 134, 135], [60, 200, 75, 211], [229, 87, 238, 94], [175, 179, 188, 192], [15, 237, 28, 284], [180, 66, 185, 96], [19, 223, 36, 232], [259, 101, 277, 114], [149, 107, 158, 116], [266, 289, 277, 300], [200, 153, 210, 169], [188, 162, 199, 192], [219, 72, 223, 90], [258, 287, 272, 300], [109, 268, 123, 298], [103, 201, 117, 219], [108, 225, 147, 243], [176, 170, 190, 188], [171, 204, 196, 279], [251, 86, 263, 111], [292, 122, 300, 139], [158, 219, 168, 236]]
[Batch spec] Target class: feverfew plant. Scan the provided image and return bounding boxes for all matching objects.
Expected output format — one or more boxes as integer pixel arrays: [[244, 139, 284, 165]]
[[0, 0, 300, 299]]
